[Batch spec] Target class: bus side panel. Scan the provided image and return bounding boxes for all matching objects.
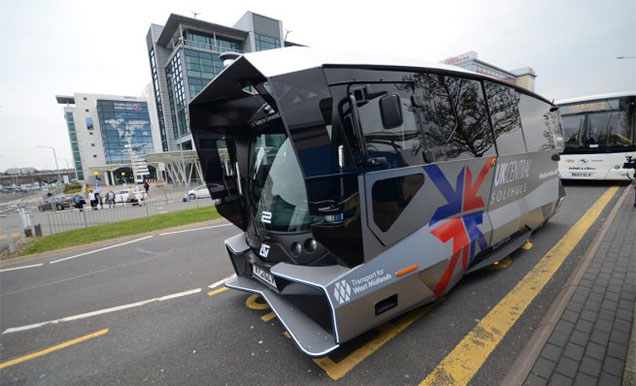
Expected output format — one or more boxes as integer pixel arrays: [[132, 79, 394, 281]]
[[487, 153, 532, 246], [520, 150, 561, 230]]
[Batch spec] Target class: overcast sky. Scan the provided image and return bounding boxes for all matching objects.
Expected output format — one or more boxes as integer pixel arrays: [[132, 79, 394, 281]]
[[0, 0, 634, 172]]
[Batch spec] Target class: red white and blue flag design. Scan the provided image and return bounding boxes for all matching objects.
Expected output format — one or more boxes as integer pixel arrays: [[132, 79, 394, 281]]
[[424, 157, 495, 298]]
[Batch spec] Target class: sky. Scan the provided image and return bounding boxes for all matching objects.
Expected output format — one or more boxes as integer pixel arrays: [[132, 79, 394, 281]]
[[0, 0, 634, 172]]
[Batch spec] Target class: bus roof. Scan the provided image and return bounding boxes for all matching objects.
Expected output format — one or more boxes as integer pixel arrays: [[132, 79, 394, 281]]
[[239, 46, 475, 78], [557, 91, 636, 105], [192, 47, 553, 105]]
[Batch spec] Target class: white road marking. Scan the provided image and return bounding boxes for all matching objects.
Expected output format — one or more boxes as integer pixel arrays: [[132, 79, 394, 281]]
[[0, 263, 44, 273], [208, 274, 236, 288], [159, 223, 231, 236], [49, 235, 154, 264], [2, 288, 202, 334]]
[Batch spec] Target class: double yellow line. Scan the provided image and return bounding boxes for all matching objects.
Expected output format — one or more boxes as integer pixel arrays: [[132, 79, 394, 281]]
[[420, 186, 619, 385]]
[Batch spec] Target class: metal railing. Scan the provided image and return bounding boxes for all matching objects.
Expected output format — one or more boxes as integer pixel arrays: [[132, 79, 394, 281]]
[[174, 38, 245, 54], [43, 197, 213, 235], [0, 205, 37, 253]]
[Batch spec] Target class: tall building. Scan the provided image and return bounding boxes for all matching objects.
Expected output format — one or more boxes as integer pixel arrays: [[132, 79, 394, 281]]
[[56, 93, 160, 184], [146, 11, 294, 152], [442, 51, 537, 91]]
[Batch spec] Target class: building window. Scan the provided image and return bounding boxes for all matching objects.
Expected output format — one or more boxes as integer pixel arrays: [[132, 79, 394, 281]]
[[184, 49, 224, 98], [89, 132, 93, 135], [85, 109, 90, 112], [255, 34, 281, 51], [93, 155, 97, 158], [83, 97, 87, 101], [86, 117, 94, 130], [91, 143, 95, 147]]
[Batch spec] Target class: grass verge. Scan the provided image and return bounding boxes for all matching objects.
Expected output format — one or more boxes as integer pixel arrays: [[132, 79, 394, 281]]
[[21, 205, 221, 256]]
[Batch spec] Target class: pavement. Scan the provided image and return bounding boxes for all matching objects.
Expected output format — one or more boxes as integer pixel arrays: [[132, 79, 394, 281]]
[[521, 186, 636, 386], [0, 183, 633, 385]]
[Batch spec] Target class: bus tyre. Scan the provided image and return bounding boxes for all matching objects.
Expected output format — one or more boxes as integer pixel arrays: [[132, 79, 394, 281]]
[[189, 193, 196, 200]]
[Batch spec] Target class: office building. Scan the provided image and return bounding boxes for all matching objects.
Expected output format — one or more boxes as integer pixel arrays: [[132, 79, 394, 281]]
[[442, 51, 537, 91], [146, 11, 295, 152], [56, 93, 162, 184]]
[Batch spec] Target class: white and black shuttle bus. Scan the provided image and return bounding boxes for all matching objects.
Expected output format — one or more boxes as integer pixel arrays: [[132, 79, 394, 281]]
[[558, 92, 636, 180], [189, 47, 566, 356]]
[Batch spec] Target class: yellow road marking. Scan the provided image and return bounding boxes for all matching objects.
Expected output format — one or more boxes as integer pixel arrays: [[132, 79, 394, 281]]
[[521, 240, 534, 250], [314, 303, 437, 380], [261, 312, 276, 322], [420, 186, 618, 386], [0, 328, 109, 370], [245, 294, 270, 310], [282, 331, 291, 338], [207, 287, 229, 297]]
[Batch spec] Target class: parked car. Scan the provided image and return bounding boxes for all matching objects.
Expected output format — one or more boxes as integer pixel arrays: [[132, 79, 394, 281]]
[[114, 189, 146, 204], [38, 195, 74, 211], [187, 185, 211, 200]]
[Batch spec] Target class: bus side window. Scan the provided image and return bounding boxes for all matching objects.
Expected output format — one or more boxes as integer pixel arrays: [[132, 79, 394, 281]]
[[414, 74, 495, 162], [518, 94, 558, 152], [357, 84, 425, 168], [484, 81, 526, 155]]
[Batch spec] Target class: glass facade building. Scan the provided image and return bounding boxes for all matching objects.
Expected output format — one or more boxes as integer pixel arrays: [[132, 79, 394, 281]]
[[146, 12, 295, 151], [96, 100, 154, 164]]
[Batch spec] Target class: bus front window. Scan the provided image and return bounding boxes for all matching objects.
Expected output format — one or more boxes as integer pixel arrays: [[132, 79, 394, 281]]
[[562, 115, 585, 149], [247, 120, 323, 233], [586, 112, 611, 147], [608, 112, 634, 146]]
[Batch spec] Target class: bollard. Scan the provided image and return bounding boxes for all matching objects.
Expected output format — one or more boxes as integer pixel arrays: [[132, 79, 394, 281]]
[[17, 208, 26, 242], [83, 209, 88, 228]]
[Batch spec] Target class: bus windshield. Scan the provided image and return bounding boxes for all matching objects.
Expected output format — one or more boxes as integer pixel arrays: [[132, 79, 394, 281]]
[[247, 119, 323, 232], [561, 96, 635, 152]]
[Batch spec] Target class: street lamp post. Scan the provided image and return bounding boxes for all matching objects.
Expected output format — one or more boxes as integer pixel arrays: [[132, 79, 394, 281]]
[[38, 145, 60, 185]]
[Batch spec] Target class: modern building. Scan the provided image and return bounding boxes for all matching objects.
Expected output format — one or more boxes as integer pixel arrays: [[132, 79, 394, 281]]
[[56, 93, 161, 185], [442, 51, 537, 91], [146, 11, 295, 152]]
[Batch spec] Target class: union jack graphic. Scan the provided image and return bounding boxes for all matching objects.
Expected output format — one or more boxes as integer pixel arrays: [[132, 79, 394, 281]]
[[424, 158, 495, 298]]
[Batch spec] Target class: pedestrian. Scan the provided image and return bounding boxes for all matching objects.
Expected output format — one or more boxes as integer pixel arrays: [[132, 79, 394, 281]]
[[143, 179, 150, 196], [73, 193, 85, 211], [94, 181, 102, 209], [105, 190, 115, 208], [89, 190, 98, 210], [127, 190, 139, 206]]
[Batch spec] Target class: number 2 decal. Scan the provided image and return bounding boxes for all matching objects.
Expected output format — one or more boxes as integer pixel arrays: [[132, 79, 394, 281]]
[[261, 211, 272, 224]]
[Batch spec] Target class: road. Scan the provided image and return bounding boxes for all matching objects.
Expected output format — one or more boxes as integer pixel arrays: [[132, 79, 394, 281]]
[[0, 183, 627, 385]]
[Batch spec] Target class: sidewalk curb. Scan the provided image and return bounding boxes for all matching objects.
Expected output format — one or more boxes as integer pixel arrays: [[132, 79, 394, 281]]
[[502, 186, 629, 386], [624, 307, 636, 386], [0, 218, 229, 267]]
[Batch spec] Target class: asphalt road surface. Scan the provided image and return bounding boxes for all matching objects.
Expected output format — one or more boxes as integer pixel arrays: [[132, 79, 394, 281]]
[[0, 183, 627, 385]]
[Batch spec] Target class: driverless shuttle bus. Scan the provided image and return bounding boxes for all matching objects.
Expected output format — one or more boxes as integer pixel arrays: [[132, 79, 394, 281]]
[[558, 92, 636, 180], [189, 47, 566, 356]]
